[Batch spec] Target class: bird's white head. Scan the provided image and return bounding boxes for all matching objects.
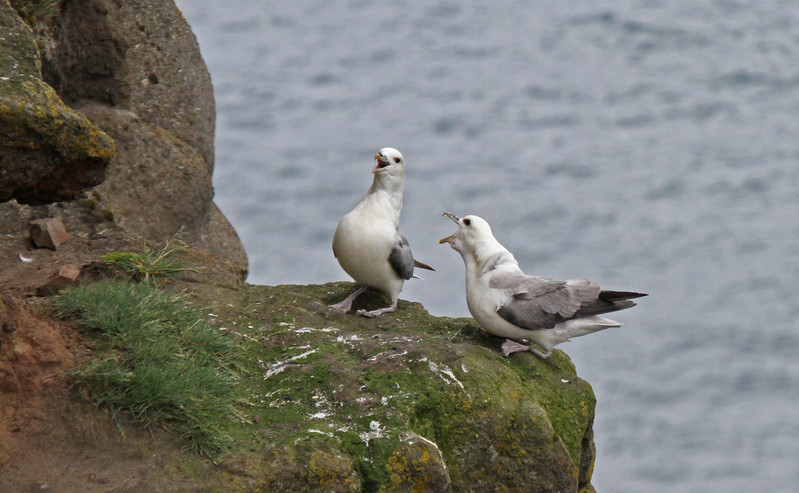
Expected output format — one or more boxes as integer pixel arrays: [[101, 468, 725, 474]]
[[373, 147, 405, 180], [439, 212, 494, 255], [440, 212, 514, 271]]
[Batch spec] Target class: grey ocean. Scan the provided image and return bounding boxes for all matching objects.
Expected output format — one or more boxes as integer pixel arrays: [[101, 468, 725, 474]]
[[177, 2, 799, 491]]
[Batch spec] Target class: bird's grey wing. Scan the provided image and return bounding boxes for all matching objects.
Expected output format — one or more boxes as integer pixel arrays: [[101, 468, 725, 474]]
[[491, 274, 600, 330], [388, 230, 415, 280], [488, 271, 566, 298]]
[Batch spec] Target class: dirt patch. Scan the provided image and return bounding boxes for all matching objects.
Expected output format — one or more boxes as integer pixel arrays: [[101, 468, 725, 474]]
[[0, 289, 195, 492], [0, 221, 221, 492]]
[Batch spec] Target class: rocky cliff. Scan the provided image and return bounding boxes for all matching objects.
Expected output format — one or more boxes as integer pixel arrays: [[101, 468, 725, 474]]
[[0, 1, 599, 491]]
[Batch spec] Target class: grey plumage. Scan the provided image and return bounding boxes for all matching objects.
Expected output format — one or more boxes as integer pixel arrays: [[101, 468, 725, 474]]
[[388, 231, 415, 280], [495, 276, 645, 331]]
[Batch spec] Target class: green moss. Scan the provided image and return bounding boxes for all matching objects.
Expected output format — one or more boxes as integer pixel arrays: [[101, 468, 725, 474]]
[[0, 1, 42, 77], [104, 280, 598, 491]]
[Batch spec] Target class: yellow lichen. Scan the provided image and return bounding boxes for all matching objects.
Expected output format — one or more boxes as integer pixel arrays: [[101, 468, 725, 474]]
[[386, 444, 439, 493]]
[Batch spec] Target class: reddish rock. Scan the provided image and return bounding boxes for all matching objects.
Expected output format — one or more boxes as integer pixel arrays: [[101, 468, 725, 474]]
[[36, 265, 81, 296], [29, 218, 71, 250]]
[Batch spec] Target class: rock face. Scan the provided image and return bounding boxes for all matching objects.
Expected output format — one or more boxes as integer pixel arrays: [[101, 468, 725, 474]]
[[0, 0, 114, 204], [46, 0, 216, 169], [0, 0, 246, 267]]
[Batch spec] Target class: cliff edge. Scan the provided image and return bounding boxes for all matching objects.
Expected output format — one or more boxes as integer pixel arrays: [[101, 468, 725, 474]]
[[0, 1, 598, 491]]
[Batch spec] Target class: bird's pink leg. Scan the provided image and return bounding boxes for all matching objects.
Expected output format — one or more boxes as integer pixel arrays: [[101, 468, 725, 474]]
[[356, 301, 398, 318], [501, 339, 552, 359], [329, 286, 368, 313]]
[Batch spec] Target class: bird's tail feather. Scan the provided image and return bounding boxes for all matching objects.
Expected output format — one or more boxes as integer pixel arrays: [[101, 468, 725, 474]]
[[562, 316, 622, 336], [598, 290, 648, 301]]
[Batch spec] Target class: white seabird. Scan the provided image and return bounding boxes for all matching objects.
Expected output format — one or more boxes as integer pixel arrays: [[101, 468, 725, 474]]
[[439, 212, 646, 359], [331, 148, 434, 318]]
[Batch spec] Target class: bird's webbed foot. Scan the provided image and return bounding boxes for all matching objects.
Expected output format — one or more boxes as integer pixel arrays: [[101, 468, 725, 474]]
[[356, 301, 398, 318], [501, 339, 552, 360]]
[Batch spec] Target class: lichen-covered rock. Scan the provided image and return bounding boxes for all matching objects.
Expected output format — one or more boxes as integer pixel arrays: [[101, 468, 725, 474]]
[[158, 281, 599, 492], [0, 1, 115, 204], [386, 432, 451, 492]]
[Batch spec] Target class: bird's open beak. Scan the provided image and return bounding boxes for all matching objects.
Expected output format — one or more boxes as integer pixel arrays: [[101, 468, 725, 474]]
[[442, 212, 460, 223], [372, 153, 389, 173], [439, 212, 459, 244]]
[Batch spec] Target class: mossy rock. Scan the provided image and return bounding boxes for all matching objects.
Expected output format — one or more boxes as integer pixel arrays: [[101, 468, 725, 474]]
[[0, 1, 114, 204], [162, 280, 598, 492], [1, 1, 41, 77]]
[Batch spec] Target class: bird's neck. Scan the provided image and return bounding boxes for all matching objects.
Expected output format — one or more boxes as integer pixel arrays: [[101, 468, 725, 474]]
[[366, 175, 404, 217], [358, 186, 403, 226], [467, 239, 517, 276]]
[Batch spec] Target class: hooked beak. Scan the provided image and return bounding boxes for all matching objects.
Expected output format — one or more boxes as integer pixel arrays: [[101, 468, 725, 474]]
[[442, 212, 460, 223], [372, 153, 389, 173], [439, 212, 459, 244]]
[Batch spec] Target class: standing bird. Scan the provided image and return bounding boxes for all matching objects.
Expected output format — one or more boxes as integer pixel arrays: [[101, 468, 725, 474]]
[[331, 148, 434, 317], [439, 212, 646, 359]]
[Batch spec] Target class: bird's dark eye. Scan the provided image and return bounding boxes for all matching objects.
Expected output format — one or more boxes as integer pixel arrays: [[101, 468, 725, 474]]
[[393, 157, 401, 164], [463, 218, 471, 226]]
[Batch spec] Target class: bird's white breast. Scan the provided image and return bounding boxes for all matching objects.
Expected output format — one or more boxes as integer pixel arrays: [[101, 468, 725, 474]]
[[464, 267, 532, 340], [333, 191, 403, 297]]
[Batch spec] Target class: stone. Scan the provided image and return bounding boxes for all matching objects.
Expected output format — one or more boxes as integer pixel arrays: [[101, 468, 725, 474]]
[[28, 218, 70, 249], [0, 1, 115, 205], [36, 264, 80, 296], [386, 432, 452, 492], [46, 0, 216, 169], [2, 320, 16, 334], [168, 281, 599, 492], [0, 0, 246, 267]]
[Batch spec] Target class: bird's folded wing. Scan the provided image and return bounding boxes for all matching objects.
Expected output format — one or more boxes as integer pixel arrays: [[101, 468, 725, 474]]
[[388, 230, 416, 280], [491, 274, 599, 330]]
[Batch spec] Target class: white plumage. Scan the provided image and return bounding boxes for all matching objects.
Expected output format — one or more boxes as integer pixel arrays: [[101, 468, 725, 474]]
[[440, 213, 646, 359], [331, 148, 433, 317]]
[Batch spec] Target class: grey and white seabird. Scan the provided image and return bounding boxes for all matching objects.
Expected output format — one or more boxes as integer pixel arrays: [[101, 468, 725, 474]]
[[331, 148, 434, 317], [439, 212, 646, 359]]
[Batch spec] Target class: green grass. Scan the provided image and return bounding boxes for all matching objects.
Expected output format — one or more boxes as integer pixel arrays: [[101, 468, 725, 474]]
[[100, 229, 196, 285], [53, 279, 239, 457]]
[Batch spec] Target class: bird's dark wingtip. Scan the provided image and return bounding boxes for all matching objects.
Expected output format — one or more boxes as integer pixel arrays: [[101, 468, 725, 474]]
[[599, 290, 648, 301], [413, 259, 436, 271]]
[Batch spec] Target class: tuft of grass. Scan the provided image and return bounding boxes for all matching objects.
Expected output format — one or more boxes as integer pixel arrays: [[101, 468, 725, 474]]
[[53, 279, 238, 457], [100, 229, 196, 285]]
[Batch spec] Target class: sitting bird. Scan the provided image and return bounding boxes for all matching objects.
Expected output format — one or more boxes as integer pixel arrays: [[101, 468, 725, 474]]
[[439, 212, 646, 359], [331, 148, 434, 317]]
